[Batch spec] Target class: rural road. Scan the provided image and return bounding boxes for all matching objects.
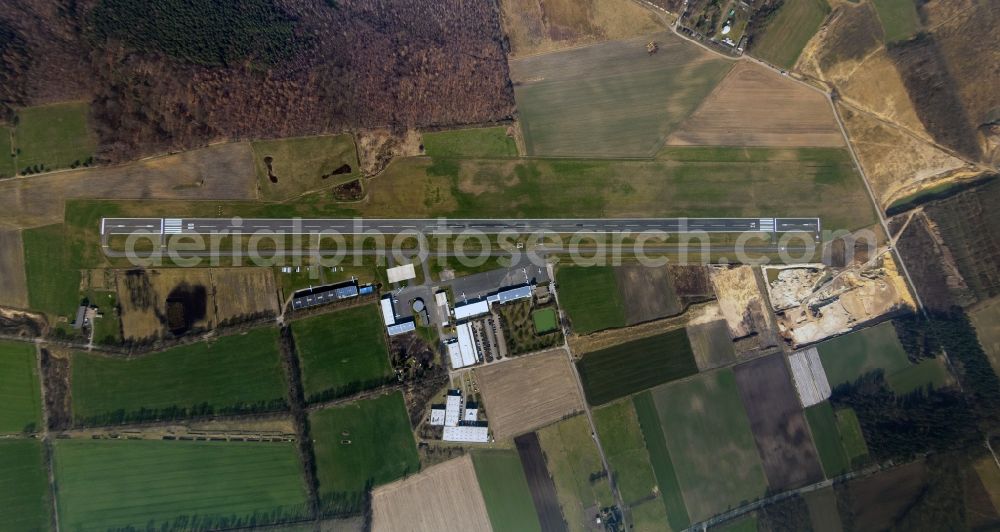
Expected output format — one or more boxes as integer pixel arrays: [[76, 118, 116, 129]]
[[101, 217, 821, 236]]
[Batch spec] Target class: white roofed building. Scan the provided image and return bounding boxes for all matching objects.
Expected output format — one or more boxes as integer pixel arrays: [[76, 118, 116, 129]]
[[454, 300, 490, 321], [429, 407, 446, 426], [443, 425, 489, 443], [380, 297, 396, 326], [456, 323, 480, 367], [445, 390, 462, 427]]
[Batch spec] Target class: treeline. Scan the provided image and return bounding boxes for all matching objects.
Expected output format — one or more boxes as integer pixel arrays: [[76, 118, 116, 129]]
[[111, 503, 311, 532], [87, 0, 300, 67], [306, 376, 396, 405], [76, 399, 288, 427]]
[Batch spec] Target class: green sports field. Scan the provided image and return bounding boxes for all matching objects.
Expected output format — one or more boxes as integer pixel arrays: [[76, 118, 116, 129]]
[[251, 134, 359, 201], [537, 415, 614, 531], [0, 439, 51, 531], [634, 392, 689, 529], [72, 328, 287, 424], [22, 224, 82, 318], [471, 450, 542, 532], [577, 328, 699, 406], [309, 392, 419, 512], [648, 369, 768, 522], [749, 0, 831, 69], [292, 305, 393, 402], [593, 400, 669, 529], [422, 127, 518, 158], [872, 0, 920, 42], [0, 340, 42, 433], [53, 439, 308, 530], [556, 266, 625, 334], [532, 308, 559, 334], [13, 102, 96, 172]]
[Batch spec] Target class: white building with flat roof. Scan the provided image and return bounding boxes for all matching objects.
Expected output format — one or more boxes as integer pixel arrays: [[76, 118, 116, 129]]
[[386, 263, 416, 283], [380, 296, 396, 326], [456, 323, 479, 368], [446, 341, 464, 370], [429, 407, 446, 426], [435, 291, 451, 326], [464, 406, 479, 422], [454, 300, 490, 321], [445, 391, 462, 427], [443, 425, 489, 443]]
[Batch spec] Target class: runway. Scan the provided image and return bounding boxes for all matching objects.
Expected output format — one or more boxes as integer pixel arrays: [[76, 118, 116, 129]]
[[101, 217, 820, 236]]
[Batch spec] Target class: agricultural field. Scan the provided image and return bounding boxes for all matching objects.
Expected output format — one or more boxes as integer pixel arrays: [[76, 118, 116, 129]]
[[509, 31, 733, 157], [0, 340, 42, 433], [537, 415, 614, 532], [648, 368, 768, 522], [804, 401, 871, 477], [803, 487, 844, 532], [593, 400, 669, 529], [474, 349, 584, 440], [13, 102, 96, 172], [22, 224, 81, 319], [292, 305, 392, 402], [472, 450, 544, 532], [372, 455, 493, 532], [500, 0, 664, 57], [971, 296, 1000, 374], [578, 327, 698, 406], [309, 392, 419, 510], [686, 318, 736, 370], [748, 0, 830, 69], [556, 266, 625, 334], [634, 392, 689, 529], [496, 299, 564, 355], [422, 126, 518, 158], [614, 265, 683, 324], [210, 268, 281, 323], [0, 126, 14, 178], [838, 460, 927, 531], [71, 328, 287, 425], [53, 439, 308, 530], [733, 355, 824, 490], [872, 0, 920, 43], [0, 230, 28, 308], [0, 142, 257, 230], [667, 62, 842, 147], [251, 134, 359, 201], [0, 439, 51, 531]]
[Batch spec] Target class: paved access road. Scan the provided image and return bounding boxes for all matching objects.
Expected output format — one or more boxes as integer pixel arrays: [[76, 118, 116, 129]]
[[101, 217, 820, 235]]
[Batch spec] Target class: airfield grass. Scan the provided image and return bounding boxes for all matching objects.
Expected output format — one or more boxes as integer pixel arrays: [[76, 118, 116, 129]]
[[14, 102, 96, 172], [835, 407, 869, 464], [556, 266, 625, 334], [537, 414, 614, 531], [804, 401, 851, 477], [649, 369, 768, 522], [251, 134, 359, 201], [422, 126, 518, 158], [532, 307, 559, 334], [53, 439, 308, 531], [872, 0, 921, 42], [577, 328, 698, 406], [22, 224, 81, 318], [292, 305, 392, 402], [817, 321, 910, 388], [0, 439, 51, 531], [750, 0, 831, 69], [634, 391, 689, 529], [593, 400, 669, 528], [309, 392, 419, 511], [72, 328, 287, 424], [0, 126, 14, 178], [0, 341, 42, 434], [471, 450, 543, 532]]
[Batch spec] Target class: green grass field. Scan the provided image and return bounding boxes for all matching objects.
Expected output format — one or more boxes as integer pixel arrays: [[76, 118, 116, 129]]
[[53, 439, 308, 530], [511, 31, 732, 157], [292, 305, 392, 402], [556, 266, 625, 334], [537, 415, 614, 532], [14, 102, 96, 172], [649, 369, 768, 522], [817, 322, 910, 388], [593, 400, 669, 529], [251, 134, 359, 201], [422, 127, 518, 158], [532, 307, 559, 334], [471, 450, 543, 532], [835, 407, 869, 464], [86, 290, 121, 346], [72, 328, 287, 424], [22, 224, 81, 318], [971, 297, 1000, 375], [0, 341, 42, 434], [577, 328, 698, 406], [872, 0, 920, 42], [715, 514, 759, 532], [309, 392, 419, 512], [804, 401, 850, 477], [634, 391, 689, 529], [0, 439, 51, 531], [886, 357, 952, 394], [750, 0, 831, 68], [0, 126, 14, 178]]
